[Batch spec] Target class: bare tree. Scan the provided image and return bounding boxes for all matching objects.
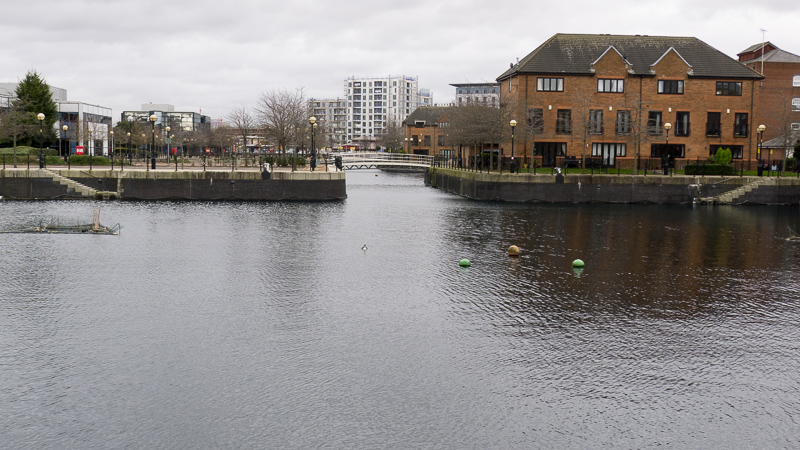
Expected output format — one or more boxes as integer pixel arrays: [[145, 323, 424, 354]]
[[525, 106, 545, 171], [0, 100, 32, 167], [256, 88, 306, 155], [378, 119, 404, 151], [771, 97, 797, 172], [227, 105, 257, 165]]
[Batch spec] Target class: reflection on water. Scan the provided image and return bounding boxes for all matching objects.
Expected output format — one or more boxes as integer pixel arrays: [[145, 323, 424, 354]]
[[2, 170, 800, 448]]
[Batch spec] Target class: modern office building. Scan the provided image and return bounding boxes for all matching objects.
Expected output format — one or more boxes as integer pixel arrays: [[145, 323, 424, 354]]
[[343, 75, 430, 147], [0, 82, 112, 156], [451, 83, 500, 107], [121, 103, 211, 132]]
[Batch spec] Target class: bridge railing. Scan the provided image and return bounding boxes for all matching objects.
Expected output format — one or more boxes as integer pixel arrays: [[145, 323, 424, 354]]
[[329, 151, 434, 167]]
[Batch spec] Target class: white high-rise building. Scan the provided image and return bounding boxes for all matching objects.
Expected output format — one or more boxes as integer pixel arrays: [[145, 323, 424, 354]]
[[343, 75, 430, 147]]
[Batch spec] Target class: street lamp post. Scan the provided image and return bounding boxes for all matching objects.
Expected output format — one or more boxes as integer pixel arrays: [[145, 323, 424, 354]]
[[88, 129, 93, 171], [165, 126, 171, 167], [62, 124, 68, 163], [37, 113, 45, 169], [125, 132, 130, 171], [510, 119, 517, 174], [757, 124, 766, 176], [172, 135, 178, 171], [110, 130, 114, 170], [150, 114, 157, 170], [309, 116, 317, 172], [663, 122, 672, 176]]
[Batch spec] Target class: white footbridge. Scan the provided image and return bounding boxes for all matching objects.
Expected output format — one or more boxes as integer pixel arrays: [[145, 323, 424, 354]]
[[329, 152, 434, 170]]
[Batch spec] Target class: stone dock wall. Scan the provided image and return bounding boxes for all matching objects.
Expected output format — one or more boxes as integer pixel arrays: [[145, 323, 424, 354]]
[[425, 168, 800, 205], [0, 168, 347, 201]]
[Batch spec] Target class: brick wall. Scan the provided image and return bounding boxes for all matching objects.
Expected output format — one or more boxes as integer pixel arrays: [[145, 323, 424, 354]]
[[502, 51, 761, 169]]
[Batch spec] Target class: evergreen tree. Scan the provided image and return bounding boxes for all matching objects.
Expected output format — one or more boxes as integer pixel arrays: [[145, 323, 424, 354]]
[[13, 70, 58, 146]]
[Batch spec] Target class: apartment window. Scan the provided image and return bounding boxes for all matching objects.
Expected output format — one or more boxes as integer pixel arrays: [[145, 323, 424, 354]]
[[734, 113, 748, 137], [597, 79, 624, 93], [423, 136, 431, 147], [793, 123, 800, 131], [706, 112, 721, 137], [589, 110, 603, 134], [616, 110, 631, 135], [710, 144, 744, 159], [793, 75, 800, 87], [592, 143, 626, 166], [415, 120, 425, 128], [651, 144, 685, 158], [438, 135, 445, 146], [658, 80, 684, 94], [528, 108, 544, 134], [674, 112, 690, 137], [556, 109, 572, 134], [537, 77, 564, 92], [647, 111, 663, 135], [716, 82, 742, 96], [793, 97, 800, 111]]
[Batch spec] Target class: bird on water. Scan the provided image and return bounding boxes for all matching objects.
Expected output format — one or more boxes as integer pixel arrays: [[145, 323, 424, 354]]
[[362, 244, 368, 251]]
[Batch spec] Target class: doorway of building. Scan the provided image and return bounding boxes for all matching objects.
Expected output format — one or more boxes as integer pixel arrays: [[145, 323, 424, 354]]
[[535, 142, 566, 167]]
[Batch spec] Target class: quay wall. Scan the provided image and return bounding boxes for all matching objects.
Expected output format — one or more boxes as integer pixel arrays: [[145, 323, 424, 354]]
[[0, 169, 347, 201], [425, 168, 800, 205]]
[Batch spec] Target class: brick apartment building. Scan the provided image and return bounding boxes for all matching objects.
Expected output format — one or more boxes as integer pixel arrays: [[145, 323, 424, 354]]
[[737, 42, 800, 156], [402, 106, 453, 157], [496, 34, 764, 169]]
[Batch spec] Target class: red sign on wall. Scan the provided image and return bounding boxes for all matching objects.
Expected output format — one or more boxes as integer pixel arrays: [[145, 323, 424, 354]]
[[76, 146, 85, 155]]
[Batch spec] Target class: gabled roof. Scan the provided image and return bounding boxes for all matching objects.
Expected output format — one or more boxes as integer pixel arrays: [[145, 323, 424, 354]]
[[740, 41, 776, 55], [763, 130, 800, 149], [742, 48, 800, 64], [403, 106, 451, 127], [590, 45, 632, 68], [497, 34, 761, 81], [650, 47, 692, 71]]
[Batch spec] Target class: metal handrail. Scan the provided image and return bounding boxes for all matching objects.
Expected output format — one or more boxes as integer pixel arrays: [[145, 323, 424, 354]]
[[330, 151, 434, 168]]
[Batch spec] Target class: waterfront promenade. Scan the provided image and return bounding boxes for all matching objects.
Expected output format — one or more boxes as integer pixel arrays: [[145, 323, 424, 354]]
[[0, 160, 346, 201], [426, 167, 800, 205]]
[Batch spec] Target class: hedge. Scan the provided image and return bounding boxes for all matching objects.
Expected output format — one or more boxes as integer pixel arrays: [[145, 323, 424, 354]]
[[684, 164, 738, 176]]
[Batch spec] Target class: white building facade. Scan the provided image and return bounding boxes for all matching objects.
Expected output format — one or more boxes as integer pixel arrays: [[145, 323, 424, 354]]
[[0, 82, 113, 156], [451, 83, 500, 107], [343, 75, 430, 147]]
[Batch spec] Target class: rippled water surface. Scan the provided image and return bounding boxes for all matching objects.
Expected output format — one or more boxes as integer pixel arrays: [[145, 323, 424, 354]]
[[3, 170, 800, 449]]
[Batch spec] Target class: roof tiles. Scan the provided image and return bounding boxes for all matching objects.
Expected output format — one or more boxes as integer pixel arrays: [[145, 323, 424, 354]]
[[497, 34, 761, 81]]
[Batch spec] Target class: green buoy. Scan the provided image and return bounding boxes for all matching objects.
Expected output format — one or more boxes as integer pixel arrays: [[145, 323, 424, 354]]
[[572, 259, 585, 268], [459, 259, 471, 267]]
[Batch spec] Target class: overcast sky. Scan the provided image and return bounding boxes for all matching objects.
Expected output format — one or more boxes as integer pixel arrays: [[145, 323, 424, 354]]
[[2, 0, 798, 122]]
